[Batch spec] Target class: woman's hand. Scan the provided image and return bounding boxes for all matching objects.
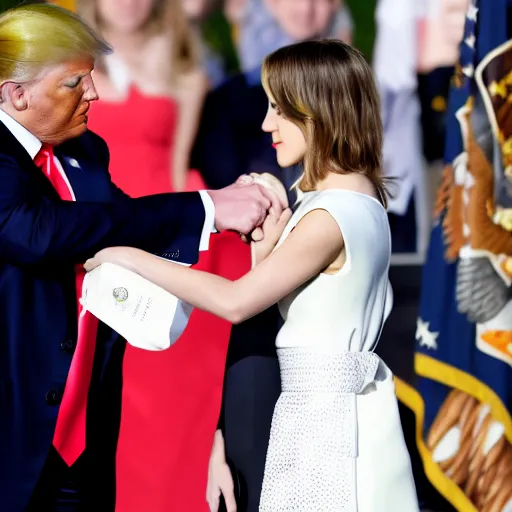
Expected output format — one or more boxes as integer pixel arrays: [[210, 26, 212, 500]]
[[234, 172, 290, 256], [84, 247, 137, 272], [206, 430, 237, 512], [251, 207, 292, 266]]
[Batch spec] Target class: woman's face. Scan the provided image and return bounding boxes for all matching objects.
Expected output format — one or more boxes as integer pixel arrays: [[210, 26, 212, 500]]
[[261, 93, 308, 168], [97, 0, 155, 33]]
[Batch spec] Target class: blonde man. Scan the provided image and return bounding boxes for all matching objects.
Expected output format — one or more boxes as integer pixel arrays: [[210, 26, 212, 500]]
[[0, 4, 280, 510]]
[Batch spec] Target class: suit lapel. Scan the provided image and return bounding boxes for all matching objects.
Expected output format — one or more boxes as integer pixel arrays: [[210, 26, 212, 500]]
[[0, 122, 112, 203], [0, 121, 60, 201], [55, 138, 111, 202], [55, 150, 86, 201]]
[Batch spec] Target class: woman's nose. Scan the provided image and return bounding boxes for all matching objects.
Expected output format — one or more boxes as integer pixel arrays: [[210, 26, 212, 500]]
[[261, 110, 276, 133]]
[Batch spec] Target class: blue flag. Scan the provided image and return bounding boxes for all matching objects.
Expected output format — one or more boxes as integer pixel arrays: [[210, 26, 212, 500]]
[[396, 1, 512, 510]]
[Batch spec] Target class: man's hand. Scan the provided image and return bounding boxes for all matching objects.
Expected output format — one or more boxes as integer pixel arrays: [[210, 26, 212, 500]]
[[208, 176, 284, 235]]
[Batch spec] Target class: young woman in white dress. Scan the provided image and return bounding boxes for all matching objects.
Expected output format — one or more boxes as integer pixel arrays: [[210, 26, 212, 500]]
[[85, 39, 419, 512]]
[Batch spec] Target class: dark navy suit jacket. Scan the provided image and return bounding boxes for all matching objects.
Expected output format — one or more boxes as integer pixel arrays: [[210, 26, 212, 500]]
[[0, 121, 206, 511]]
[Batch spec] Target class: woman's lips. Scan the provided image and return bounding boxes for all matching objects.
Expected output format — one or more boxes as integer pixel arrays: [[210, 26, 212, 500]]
[[272, 142, 282, 148]]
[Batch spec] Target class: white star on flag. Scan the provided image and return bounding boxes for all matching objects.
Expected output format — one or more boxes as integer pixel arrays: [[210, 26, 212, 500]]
[[465, 33, 476, 49], [462, 64, 474, 78], [467, 4, 478, 22], [416, 318, 439, 350]]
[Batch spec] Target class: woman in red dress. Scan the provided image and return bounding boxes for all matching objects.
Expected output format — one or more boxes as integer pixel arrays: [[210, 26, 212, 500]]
[[81, 0, 207, 195], [87, 84, 206, 196], [78, 0, 238, 510]]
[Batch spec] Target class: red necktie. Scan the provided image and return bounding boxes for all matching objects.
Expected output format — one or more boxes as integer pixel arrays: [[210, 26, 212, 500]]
[[34, 144, 99, 466]]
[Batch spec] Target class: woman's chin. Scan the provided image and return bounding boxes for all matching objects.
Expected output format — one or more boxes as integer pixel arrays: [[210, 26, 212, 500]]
[[276, 154, 299, 168]]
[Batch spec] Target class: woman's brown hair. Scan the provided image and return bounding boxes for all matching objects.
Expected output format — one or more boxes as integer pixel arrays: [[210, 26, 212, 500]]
[[261, 39, 389, 208], [78, 0, 199, 80]]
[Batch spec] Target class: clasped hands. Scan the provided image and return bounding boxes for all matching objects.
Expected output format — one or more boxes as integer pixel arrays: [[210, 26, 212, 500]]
[[226, 173, 291, 264], [208, 173, 291, 245], [84, 174, 291, 272]]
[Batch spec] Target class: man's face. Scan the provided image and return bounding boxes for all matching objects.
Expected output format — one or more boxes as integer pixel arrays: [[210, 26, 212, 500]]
[[271, 0, 338, 41], [21, 58, 98, 145]]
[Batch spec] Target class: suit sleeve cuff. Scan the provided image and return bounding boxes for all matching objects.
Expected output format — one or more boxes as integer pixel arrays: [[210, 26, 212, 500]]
[[199, 190, 216, 251]]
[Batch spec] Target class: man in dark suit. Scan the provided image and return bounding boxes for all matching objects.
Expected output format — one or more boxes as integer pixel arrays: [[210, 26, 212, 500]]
[[0, 4, 282, 511]]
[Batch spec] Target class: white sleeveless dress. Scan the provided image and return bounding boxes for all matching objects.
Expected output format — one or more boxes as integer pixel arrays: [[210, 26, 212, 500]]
[[259, 190, 419, 512]]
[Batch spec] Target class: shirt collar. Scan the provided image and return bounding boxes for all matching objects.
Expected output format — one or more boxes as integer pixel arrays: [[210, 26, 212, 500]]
[[0, 108, 42, 159]]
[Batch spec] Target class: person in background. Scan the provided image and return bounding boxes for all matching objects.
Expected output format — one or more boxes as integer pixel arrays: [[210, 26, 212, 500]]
[[372, 0, 425, 254], [237, 0, 353, 72], [193, 0, 344, 202], [79, 0, 207, 194], [73, 2, 250, 510], [373, 0, 468, 255], [182, 0, 241, 88], [224, 0, 246, 26]]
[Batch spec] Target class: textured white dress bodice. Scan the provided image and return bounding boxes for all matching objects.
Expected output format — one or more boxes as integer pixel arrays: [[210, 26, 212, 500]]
[[276, 189, 392, 352]]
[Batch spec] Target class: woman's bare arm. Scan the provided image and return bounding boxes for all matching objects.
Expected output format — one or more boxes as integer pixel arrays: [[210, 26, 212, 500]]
[[86, 209, 343, 324], [172, 68, 209, 190]]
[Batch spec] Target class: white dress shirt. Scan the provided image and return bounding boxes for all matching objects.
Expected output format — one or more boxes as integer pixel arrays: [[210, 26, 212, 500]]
[[0, 108, 215, 251], [373, 0, 423, 216], [373, 0, 430, 258]]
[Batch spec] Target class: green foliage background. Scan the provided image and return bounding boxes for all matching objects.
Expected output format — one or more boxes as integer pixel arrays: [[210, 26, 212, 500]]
[[346, 0, 378, 60]]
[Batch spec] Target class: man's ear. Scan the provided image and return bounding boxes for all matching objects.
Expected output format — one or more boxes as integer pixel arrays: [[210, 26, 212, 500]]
[[0, 82, 28, 111]]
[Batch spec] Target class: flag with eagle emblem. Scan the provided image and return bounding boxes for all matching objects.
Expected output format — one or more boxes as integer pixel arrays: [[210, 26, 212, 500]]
[[396, 1, 512, 510]]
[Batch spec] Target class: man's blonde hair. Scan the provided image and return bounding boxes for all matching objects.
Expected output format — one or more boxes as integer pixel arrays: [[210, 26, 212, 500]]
[[0, 3, 111, 83]]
